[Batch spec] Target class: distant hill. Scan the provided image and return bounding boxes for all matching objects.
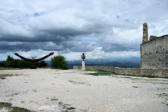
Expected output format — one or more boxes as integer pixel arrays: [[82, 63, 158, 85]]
[[1, 56, 140, 69], [46, 57, 140, 69]]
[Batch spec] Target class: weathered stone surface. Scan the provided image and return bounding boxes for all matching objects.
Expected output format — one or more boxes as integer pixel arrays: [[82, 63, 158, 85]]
[[150, 35, 158, 41], [73, 66, 168, 78], [141, 35, 168, 69], [142, 23, 148, 43]]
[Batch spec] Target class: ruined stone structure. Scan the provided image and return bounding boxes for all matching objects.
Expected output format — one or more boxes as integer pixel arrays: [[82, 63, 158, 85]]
[[73, 66, 168, 78], [73, 23, 168, 78], [142, 23, 148, 43], [140, 23, 168, 69]]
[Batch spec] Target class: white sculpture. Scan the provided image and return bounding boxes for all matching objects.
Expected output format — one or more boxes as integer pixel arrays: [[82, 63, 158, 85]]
[[81, 53, 86, 70]]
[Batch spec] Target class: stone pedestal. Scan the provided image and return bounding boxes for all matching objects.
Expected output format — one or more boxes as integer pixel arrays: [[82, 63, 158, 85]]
[[82, 60, 85, 70]]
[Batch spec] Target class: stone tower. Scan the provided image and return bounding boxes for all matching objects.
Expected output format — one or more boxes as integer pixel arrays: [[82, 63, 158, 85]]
[[140, 22, 168, 69], [142, 23, 148, 43]]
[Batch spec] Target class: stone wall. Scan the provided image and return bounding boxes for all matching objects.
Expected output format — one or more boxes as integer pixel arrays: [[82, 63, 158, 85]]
[[141, 35, 168, 69], [73, 66, 168, 78]]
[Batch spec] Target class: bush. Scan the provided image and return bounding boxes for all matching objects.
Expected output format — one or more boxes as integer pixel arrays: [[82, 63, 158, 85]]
[[0, 61, 5, 67], [51, 56, 68, 69], [38, 61, 48, 68], [17, 60, 32, 68], [4, 55, 15, 67]]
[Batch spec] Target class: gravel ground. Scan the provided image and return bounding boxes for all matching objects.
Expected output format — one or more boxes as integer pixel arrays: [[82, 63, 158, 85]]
[[0, 69, 168, 112]]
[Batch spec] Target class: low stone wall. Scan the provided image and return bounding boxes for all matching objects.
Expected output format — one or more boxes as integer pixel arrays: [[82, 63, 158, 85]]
[[73, 66, 168, 78]]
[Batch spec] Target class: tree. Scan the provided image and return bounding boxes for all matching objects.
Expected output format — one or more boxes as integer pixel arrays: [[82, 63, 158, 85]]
[[51, 56, 68, 69], [0, 61, 4, 67], [4, 55, 15, 67]]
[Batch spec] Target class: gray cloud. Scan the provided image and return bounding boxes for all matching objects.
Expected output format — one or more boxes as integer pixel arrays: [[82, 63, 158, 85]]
[[0, 0, 168, 55]]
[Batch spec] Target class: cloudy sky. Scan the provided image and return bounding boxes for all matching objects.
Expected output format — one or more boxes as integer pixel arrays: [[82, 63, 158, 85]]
[[0, 0, 168, 61]]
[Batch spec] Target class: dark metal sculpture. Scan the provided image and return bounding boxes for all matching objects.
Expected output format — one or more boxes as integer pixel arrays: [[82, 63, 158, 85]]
[[15, 52, 54, 68], [81, 53, 85, 61]]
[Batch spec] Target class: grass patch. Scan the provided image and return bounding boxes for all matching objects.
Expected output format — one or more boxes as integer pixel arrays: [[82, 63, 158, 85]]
[[87, 70, 161, 79], [132, 86, 138, 88], [0, 74, 13, 80], [51, 98, 58, 101], [88, 70, 113, 76], [68, 80, 91, 86], [20, 101, 25, 104], [12, 107, 32, 112], [0, 74, 20, 80], [0, 102, 34, 112], [158, 93, 168, 98], [141, 75, 157, 78], [0, 102, 12, 109], [50, 97, 58, 101], [69, 80, 84, 84], [157, 93, 168, 106], [58, 101, 76, 112], [0, 67, 21, 70]]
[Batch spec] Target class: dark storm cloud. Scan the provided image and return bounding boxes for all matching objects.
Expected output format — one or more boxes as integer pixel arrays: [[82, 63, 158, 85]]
[[0, 22, 106, 52], [0, 0, 168, 54], [0, 9, 113, 52]]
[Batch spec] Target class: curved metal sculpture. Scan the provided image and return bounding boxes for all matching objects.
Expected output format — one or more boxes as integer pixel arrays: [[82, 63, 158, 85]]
[[14, 52, 54, 68], [15, 52, 54, 62]]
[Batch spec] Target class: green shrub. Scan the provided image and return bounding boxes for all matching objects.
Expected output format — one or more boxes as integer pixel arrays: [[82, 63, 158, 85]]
[[51, 56, 68, 69], [0, 61, 5, 67], [38, 61, 48, 67], [89, 70, 113, 76], [4, 55, 15, 67], [17, 60, 32, 68]]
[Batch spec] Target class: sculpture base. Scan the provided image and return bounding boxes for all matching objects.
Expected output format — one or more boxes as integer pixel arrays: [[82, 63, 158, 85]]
[[82, 60, 85, 70]]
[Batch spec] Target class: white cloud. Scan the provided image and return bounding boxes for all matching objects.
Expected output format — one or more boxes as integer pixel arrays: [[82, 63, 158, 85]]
[[62, 47, 139, 61], [0, 0, 167, 61]]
